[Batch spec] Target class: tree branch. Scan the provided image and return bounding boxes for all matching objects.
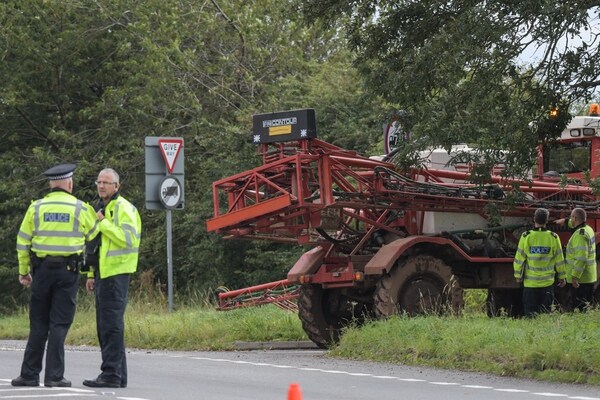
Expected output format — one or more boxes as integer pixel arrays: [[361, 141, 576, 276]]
[[14, 107, 60, 151], [210, 0, 246, 90]]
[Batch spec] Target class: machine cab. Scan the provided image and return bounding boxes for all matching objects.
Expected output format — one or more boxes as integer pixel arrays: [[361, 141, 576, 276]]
[[539, 104, 600, 180]]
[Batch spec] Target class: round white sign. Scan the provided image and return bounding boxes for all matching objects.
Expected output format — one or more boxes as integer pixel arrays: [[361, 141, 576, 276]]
[[159, 176, 182, 209]]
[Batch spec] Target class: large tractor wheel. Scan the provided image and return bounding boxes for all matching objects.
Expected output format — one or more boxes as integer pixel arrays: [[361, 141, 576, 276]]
[[486, 288, 524, 317], [374, 254, 463, 317], [297, 284, 372, 349]]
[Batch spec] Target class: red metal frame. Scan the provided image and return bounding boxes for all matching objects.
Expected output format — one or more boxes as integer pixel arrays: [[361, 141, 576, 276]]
[[207, 137, 600, 309], [207, 138, 401, 244], [207, 138, 600, 244], [216, 279, 300, 312]]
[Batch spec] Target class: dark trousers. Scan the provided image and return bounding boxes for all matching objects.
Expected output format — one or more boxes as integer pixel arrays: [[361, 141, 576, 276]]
[[21, 263, 78, 381], [95, 274, 130, 385], [523, 286, 554, 317], [571, 283, 595, 312]]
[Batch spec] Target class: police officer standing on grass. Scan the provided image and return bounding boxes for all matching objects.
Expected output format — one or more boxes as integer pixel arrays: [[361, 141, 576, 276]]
[[12, 164, 99, 388], [555, 208, 597, 312], [82, 168, 141, 389], [514, 208, 566, 317]]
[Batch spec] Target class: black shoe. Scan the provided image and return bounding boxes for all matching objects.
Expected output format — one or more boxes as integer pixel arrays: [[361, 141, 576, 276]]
[[120, 383, 127, 388], [82, 378, 120, 388], [44, 379, 71, 387], [11, 376, 39, 387]]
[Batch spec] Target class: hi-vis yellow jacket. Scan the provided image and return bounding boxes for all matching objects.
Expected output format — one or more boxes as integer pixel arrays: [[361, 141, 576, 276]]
[[565, 223, 597, 284], [514, 228, 565, 288], [88, 194, 141, 279], [16, 190, 99, 275]]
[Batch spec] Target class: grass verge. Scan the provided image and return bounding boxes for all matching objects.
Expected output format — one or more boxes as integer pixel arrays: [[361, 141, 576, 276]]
[[1, 296, 599, 385], [0, 301, 307, 351], [332, 311, 600, 385]]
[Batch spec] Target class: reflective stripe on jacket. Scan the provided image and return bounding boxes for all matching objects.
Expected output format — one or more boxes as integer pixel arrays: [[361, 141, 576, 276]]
[[94, 194, 141, 279], [16, 190, 99, 275], [513, 228, 565, 288], [566, 224, 597, 284]]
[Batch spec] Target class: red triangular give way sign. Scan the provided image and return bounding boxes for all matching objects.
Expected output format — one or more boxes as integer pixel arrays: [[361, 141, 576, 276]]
[[158, 138, 183, 174]]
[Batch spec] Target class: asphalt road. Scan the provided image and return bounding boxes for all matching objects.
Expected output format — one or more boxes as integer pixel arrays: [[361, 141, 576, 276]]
[[1, 340, 598, 400]]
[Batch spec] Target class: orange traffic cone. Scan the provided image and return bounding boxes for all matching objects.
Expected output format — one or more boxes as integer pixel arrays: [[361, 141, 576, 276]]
[[287, 383, 302, 400]]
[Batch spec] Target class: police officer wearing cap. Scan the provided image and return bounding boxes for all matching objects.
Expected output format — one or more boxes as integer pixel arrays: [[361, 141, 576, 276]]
[[514, 208, 566, 317], [12, 164, 99, 388]]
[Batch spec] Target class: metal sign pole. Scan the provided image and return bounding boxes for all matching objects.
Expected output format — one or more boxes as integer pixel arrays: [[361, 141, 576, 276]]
[[145, 137, 184, 314], [166, 209, 174, 312]]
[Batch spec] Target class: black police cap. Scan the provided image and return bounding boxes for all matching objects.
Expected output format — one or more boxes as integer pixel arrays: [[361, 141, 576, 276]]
[[43, 163, 77, 180]]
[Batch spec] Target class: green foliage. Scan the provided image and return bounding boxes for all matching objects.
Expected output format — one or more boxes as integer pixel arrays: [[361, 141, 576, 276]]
[[259, 50, 389, 155], [0, 265, 28, 314], [299, 1, 600, 178], [588, 177, 600, 196], [462, 289, 487, 314], [0, 0, 386, 311]]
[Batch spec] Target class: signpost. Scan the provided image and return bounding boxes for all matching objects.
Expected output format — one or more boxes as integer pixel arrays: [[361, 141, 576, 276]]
[[145, 137, 184, 312], [383, 111, 410, 155]]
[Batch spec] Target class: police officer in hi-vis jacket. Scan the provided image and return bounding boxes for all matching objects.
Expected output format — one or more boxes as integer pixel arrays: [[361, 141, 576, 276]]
[[514, 208, 566, 317], [83, 168, 141, 389], [555, 208, 597, 312], [12, 164, 99, 388]]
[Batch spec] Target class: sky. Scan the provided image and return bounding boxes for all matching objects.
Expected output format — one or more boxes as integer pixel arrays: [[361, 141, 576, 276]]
[[519, 7, 599, 64]]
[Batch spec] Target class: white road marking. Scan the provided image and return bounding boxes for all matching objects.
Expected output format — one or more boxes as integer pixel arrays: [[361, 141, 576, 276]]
[[116, 398, 152, 400], [569, 397, 600, 400], [176, 355, 597, 399], [0, 394, 98, 398], [0, 388, 94, 393], [0, 382, 151, 400], [462, 385, 493, 389], [59, 389, 95, 393]]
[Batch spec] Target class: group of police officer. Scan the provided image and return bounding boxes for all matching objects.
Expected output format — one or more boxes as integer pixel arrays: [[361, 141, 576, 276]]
[[514, 207, 597, 317], [11, 163, 141, 389]]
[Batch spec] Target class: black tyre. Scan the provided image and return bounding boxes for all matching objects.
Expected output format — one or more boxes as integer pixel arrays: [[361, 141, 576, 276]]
[[297, 284, 372, 349], [374, 254, 463, 317]]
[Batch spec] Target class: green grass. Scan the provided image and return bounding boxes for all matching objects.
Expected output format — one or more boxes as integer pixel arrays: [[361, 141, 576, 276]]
[[0, 300, 307, 351], [2, 290, 600, 385], [332, 311, 600, 385]]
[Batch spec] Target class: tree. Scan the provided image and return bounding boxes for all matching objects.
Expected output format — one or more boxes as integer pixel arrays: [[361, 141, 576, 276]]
[[299, 1, 600, 178], [0, 0, 387, 310]]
